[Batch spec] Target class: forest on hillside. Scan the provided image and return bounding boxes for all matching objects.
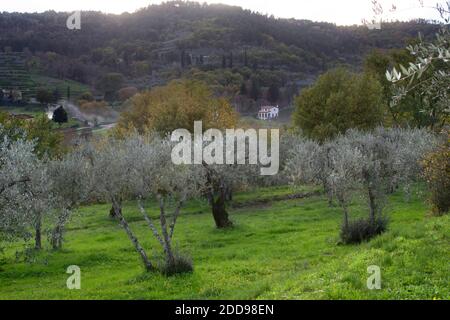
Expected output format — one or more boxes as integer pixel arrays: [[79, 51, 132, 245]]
[[0, 1, 441, 112]]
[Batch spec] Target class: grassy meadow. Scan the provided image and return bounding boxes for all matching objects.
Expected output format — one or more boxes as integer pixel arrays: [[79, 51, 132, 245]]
[[0, 185, 448, 300]]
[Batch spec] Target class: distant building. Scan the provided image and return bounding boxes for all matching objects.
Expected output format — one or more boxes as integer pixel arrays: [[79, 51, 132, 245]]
[[257, 106, 279, 120]]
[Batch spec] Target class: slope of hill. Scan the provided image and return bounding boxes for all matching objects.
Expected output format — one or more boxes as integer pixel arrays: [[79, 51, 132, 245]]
[[0, 52, 34, 98], [0, 1, 441, 110], [0, 186, 448, 299]]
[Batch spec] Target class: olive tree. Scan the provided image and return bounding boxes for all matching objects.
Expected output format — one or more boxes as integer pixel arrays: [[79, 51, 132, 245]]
[[199, 132, 260, 229], [0, 131, 37, 244], [285, 136, 360, 228], [285, 137, 321, 185], [374, 127, 438, 198], [28, 162, 52, 250], [286, 127, 437, 242], [326, 142, 363, 228], [131, 135, 205, 273], [201, 162, 258, 229], [47, 148, 93, 249], [90, 135, 154, 270], [285, 136, 337, 205], [91, 134, 204, 273], [339, 128, 437, 223], [386, 2, 449, 130], [0, 127, 51, 250]]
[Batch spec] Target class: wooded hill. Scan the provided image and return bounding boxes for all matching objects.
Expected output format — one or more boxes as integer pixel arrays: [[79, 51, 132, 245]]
[[0, 1, 441, 109]]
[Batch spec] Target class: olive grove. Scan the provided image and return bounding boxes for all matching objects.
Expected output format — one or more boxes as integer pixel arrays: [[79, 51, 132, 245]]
[[286, 127, 438, 243]]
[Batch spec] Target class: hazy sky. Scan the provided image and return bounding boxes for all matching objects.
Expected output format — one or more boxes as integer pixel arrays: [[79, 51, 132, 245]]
[[0, 0, 445, 25]]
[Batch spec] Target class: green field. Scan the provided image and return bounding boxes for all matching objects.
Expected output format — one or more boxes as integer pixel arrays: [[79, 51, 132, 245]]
[[0, 186, 448, 300], [0, 105, 46, 117], [0, 51, 90, 101], [30, 75, 90, 101]]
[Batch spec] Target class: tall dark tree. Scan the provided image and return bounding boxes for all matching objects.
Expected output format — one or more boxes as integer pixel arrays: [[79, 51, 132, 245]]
[[181, 50, 186, 68], [52, 88, 61, 102], [97, 73, 124, 101], [240, 81, 247, 95], [186, 53, 192, 66], [243, 49, 248, 67], [267, 83, 280, 103], [52, 106, 69, 126], [250, 78, 260, 101]]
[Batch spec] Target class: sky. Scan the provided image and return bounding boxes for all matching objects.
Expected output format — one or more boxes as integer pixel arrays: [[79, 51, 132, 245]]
[[0, 0, 445, 25]]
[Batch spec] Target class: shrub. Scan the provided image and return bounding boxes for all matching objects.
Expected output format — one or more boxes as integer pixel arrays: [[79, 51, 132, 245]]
[[157, 251, 193, 276], [422, 132, 450, 216], [78, 100, 108, 111], [116, 80, 238, 136], [340, 216, 389, 244], [52, 106, 68, 125], [79, 92, 94, 102]]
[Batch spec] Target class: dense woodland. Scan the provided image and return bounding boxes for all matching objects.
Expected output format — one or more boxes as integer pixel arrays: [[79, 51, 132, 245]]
[[0, 1, 441, 111]]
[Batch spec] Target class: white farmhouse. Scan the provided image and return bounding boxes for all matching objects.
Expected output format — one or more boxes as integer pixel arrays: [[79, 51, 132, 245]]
[[258, 106, 279, 120]]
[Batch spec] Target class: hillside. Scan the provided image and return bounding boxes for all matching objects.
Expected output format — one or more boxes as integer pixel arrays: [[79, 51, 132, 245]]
[[0, 1, 441, 111], [0, 52, 34, 99]]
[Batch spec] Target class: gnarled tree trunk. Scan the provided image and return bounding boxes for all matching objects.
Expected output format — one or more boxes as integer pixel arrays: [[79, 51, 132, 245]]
[[203, 163, 233, 229], [211, 191, 233, 229], [109, 205, 121, 218], [367, 185, 377, 224], [51, 208, 70, 250]]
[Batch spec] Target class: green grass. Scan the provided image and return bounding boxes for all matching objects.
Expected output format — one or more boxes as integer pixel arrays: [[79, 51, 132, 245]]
[[0, 105, 46, 117], [0, 186, 448, 300]]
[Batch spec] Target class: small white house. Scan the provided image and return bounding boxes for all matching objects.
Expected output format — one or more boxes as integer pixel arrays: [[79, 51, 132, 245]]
[[258, 106, 279, 120]]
